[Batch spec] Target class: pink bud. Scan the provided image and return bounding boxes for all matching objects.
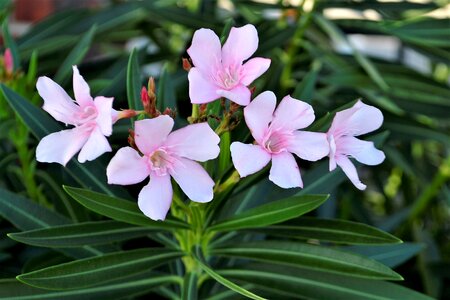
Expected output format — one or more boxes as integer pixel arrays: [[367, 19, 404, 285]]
[[4, 48, 13, 74]]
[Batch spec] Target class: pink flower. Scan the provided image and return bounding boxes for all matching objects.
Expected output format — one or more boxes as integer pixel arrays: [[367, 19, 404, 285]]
[[327, 100, 385, 190], [4, 48, 13, 74], [36, 66, 114, 166], [230, 91, 329, 188], [187, 24, 270, 106], [106, 116, 220, 221]]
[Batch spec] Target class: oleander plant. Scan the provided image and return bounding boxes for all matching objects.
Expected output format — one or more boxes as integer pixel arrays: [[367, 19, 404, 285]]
[[0, 1, 448, 299]]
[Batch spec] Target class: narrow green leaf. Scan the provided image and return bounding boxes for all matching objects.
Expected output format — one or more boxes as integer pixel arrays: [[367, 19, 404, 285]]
[[217, 265, 432, 300], [209, 195, 328, 232], [220, 19, 234, 44], [0, 275, 181, 299], [193, 252, 266, 300], [292, 60, 322, 102], [156, 63, 176, 112], [218, 131, 231, 177], [63, 186, 190, 230], [182, 272, 198, 300], [8, 220, 153, 248], [17, 248, 183, 290], [212, 241, 402, 280], [26, 50, 38, 85], [249, 217, 402, 245], [2, 17, 21, 70], [54, 25, 97, 84], [126, 48, 142, 113]]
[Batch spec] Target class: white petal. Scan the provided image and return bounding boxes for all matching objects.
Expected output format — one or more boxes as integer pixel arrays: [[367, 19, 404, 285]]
[[107, 147, 150, 185], [134, 116, 174, 155], [271, 95, 315, 131], [336, 155, 367, 190], [230, 142, 271, 178], [287, 131, 329, 161], [94, 96, 114, 136], [337, 136, 385, 166], [244, 91, 276, 143], [72, 66, 94, 108], [269, 151, 303, 188], [138, 174, 173, 221], [78, 126, 111, 163]]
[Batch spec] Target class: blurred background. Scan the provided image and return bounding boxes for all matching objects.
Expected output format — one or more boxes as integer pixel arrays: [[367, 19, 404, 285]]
[[1, 0, 449, 299]]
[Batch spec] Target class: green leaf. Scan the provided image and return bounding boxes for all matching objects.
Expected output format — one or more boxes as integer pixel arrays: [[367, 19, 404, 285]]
[[212, 241, 402, 280], [26, 50, 38, 85], [63, 186, 190, 230], [0, 275, 181, 299], [217, 265, 432, 300], [292, 60, 322, 102], [54, 25, 97, 84], [193, 251, 266, 300], [2, 17, 21, 70], [344, 243, 424, 268], [17, 248, 183, 290], [8, 220, 153, 248], [248, 217, 402, 245], [218, 131, 231, 177], [182, 272, 198, 300], [126, 48, 143, 113], [208, 195, 328, 232], [156, 63, 176, 112]]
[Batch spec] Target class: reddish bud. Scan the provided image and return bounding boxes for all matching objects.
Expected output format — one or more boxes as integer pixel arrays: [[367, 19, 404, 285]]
[[182, 58, 192, 72], [162, 108, 176, 118], [141, 86, 150, 110], [117, 109, 137, 120], [249, 86, 256, 94], [200, 104, 207, 114], [4, 48, 13, 74]]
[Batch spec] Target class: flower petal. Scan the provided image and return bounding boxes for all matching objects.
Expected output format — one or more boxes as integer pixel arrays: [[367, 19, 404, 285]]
[[170, 157, 214, 203], [241, 57, 271, 86], [328, 100, 383, 137], [72, 66, 94, 108], [269, 151, 303, 188], [243, 91, 276, 143], [336, 155, 366, 190], [271, 95, 315, 131], [164, 123, 220, 162], [288, 131, 329, 161], [188, 67, 220, 104], [36, 76, 80, 125], [36, 127, 89, 166], [187, 28, 221, 75], [134, 116, 174, 155], [222, 24, 258, 66], [94, 96, 114, 136], [107, 146, 150, 185], [78, 126, 111, 163], [138, 174, 173, 221], [230, 142, 271, 177], [337, 136, 385, 166], [328, 134, 337, 171], [217, 85, 251, 106]]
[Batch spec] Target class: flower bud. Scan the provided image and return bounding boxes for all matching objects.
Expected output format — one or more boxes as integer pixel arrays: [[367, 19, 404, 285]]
[[182, 58, 192, 72], [4, 48, 13, 74]]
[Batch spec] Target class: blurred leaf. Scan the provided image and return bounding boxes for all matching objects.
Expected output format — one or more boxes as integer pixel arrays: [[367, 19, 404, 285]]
[[126, 48, 143, 113], [8, 220, 153, 248], [209, 195, 328, 232], [2, 17, 21, 70], [292, 60, 322, 102], [26, 50, 38, 85], [182, 272, 198, 300], [64, 186, 190, 230]]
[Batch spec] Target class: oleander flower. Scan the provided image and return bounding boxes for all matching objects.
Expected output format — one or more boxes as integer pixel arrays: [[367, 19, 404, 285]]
[[36, 66, 114, 166], [187, 24, 271, 106], [230, 91, 329, 188], [106, 115, 220, 220], [327, 100, 385, 190]]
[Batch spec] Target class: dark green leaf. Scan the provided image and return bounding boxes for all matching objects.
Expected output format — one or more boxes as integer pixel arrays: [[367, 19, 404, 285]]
[[126, 48, 143, 113], [182, 272, 198, 300], [2, 17, 21, 70]]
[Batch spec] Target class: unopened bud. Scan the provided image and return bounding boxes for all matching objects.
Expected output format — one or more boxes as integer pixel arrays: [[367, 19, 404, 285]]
[[148, 77, 156, 97], [182, 58, 192, 72], [117, 109, 137, 120], [162, 107, 176, 118], [141, 86, 150, 109], [4, 48, 13, 74], [200, 104, 207, 114]]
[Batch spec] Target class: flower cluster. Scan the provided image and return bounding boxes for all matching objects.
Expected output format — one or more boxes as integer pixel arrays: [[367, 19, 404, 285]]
[[35, 24, 384, 220]]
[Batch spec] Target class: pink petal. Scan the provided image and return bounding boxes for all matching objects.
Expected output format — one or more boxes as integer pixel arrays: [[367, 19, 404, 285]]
[[134, 116, 174, 155], [170, 157, 214, 203], [72, 66, 94, 108], [164, 123, 220, 162], [271, 95, 315, 131], [328, 134, 337, 171], [336, 136, 385, 166], [188, 67, 220, 104], [187, 28, 221, 75], [78, 126, 111, 163], [328, 100, 383, 137], [107, 147, 150, 185], [287, 131, 329, 162], [269, 151, 303, 188], [230, 142, 271, 177], [36, 76, 81, 125], [243, 91, 276, 143], [336, 155, 366, 190], [138, 174, 173, 221], [94, 96, 114, 136], [240, 57, 271, 86], [222, 24, 258, 66], [36, 127, 90, 166], [217, 85, 251, 106]]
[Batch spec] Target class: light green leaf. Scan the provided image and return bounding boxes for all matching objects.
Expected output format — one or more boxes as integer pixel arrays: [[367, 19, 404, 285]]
[[208, 195, 328, 232], [8, 220, 153, 248], [63, 186, 190, 230], [17, 248, 183, 290], [182, 272, 198, 300], [212, 241, 402, 280]]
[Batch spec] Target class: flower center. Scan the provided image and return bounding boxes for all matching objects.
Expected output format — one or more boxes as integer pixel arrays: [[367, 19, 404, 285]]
[[261, 130, 291, 154], [214, 66, 240, 90], [148, 148, 175, 176], [77, 106, 98, 124]]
